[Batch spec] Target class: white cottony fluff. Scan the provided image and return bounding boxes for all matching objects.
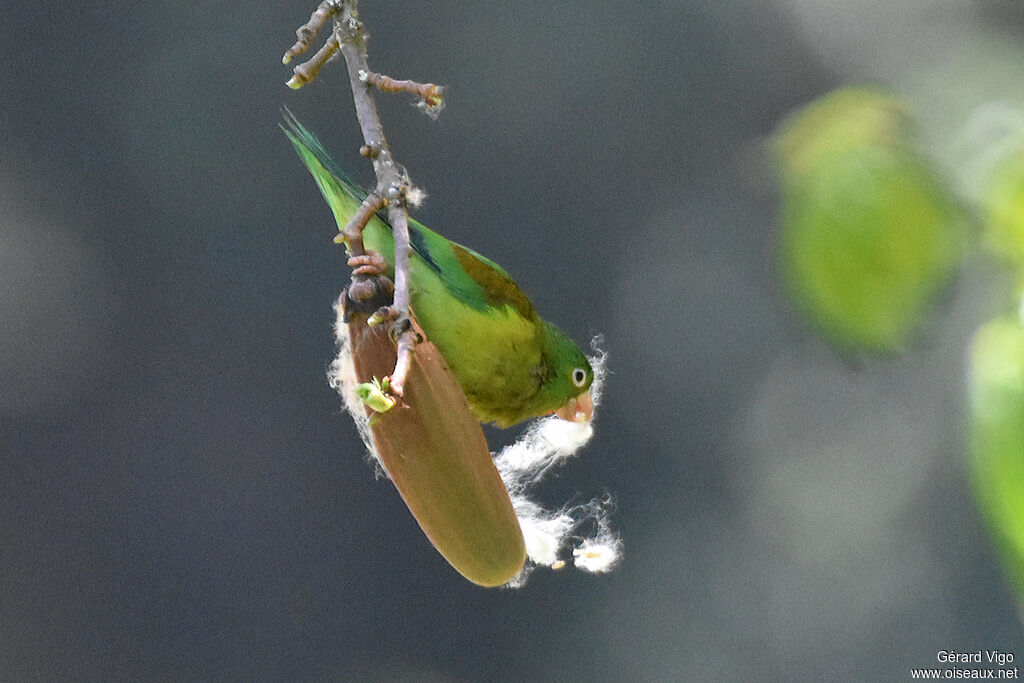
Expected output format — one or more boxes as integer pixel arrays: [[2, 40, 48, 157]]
[[327, 295, 385, 477], [498, 340, 622, 587]]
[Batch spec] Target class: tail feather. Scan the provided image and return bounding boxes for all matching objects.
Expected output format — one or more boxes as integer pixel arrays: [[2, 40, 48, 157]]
[[281, 110, 370, 232]]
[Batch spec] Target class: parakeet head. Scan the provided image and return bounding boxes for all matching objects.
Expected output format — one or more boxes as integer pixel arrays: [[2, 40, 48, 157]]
[[541, 325, 595, 424]]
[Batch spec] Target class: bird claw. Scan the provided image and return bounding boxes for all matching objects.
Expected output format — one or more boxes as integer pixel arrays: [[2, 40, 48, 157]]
[[365, 309, 416, 346], [343, 274, 394, 321], [383, 376, 406, 404], [388, 314, 412, 343], [348, 251, 388, 277], [367, 306, 399, 327]]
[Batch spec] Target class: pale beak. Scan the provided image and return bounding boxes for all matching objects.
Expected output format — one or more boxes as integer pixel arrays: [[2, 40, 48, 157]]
[[554, 388, 594, 423]]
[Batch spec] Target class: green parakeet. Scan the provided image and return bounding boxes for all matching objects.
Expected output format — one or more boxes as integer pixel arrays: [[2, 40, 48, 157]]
[[283, 115, 594, 428]]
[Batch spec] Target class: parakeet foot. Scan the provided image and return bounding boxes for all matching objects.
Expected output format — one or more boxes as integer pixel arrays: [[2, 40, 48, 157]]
[[388, 314, 413, 344], [346, 251, 393, 312], [367, 307, 415, 343], [348, 252, 388, 277], [343, 275, 394, 321], [367, 306, 399, 327]]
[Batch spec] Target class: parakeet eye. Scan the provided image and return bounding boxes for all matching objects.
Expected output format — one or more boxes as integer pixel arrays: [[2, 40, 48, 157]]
[[571, 367, 587, 387]]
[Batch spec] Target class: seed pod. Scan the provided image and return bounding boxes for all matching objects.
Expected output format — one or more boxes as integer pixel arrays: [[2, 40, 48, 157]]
[[347, 309, 526, 587]]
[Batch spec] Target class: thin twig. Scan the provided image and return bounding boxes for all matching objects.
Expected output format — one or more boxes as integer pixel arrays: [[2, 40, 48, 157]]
[[282, 0, 339, 65], [361, 71, 444, 108], [286, 33, 340, 89], [284, 0, 437, 397], [334, 192, 385, 254]]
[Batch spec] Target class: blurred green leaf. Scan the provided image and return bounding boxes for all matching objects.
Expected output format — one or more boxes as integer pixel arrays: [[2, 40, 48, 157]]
[[969, 315, 1024, 600], [984, 148, 1024, 280], [775, 87, 965, 352]]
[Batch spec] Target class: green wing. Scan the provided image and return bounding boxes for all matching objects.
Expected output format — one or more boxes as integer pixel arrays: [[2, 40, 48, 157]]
[[411, 224, 536, 319]]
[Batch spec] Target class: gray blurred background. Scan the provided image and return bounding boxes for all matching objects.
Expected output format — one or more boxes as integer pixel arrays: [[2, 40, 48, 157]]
[[2, 1, 1022, 679]]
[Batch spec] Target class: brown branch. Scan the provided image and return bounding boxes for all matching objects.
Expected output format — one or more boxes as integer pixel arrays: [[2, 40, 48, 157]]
[[361, 71, 444, 108], [282, 0, 339, 65], [333, 191, 385, 255], [283, 0, 444, 397], [332, 1, 419, 397], [286, 33, 340, 90]]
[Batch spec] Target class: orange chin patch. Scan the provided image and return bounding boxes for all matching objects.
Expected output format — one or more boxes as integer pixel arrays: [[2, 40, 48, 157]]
[[554, 388, 594, 423]]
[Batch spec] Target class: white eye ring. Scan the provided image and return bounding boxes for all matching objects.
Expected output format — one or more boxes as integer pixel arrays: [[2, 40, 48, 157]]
[[571, 368, 587, 387]]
